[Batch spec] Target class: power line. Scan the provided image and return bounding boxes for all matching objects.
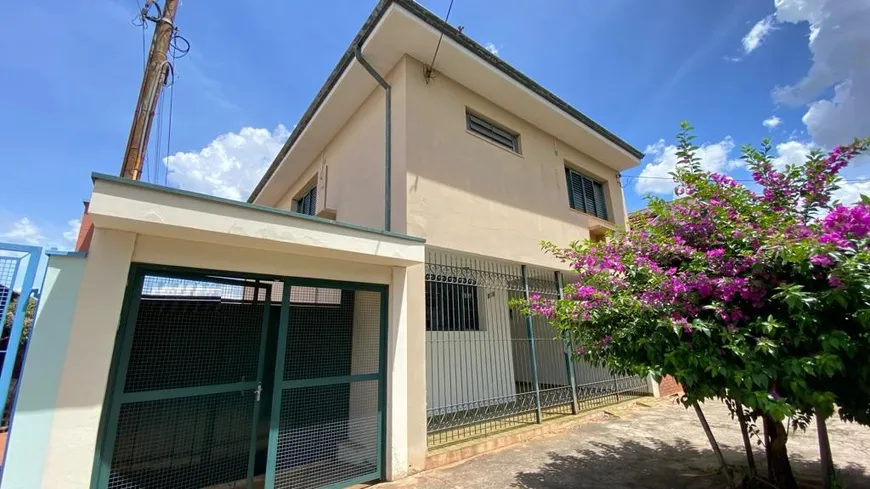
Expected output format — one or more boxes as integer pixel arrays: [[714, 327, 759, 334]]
[[154, 80, 165, 184], [134, 0, 150, 180], [164, 38, 178, 186], [130, 0, 186, 185], [424, 0, 455, 83], [120, 0, 180, 180], [621, 174, 870, 183]]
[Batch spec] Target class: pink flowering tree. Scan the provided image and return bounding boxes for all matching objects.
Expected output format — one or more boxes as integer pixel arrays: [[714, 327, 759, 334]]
[[522, 123, 870, 488]]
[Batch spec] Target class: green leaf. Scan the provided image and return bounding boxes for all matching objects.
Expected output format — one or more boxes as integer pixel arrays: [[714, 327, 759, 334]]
[[753, 373, 768, 388]]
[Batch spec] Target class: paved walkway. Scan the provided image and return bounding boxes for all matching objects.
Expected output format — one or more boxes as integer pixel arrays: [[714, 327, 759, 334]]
[[382, 399, 870, 488]]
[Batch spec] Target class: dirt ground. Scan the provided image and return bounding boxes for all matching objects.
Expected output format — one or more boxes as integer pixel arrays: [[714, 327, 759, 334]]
[[381, 398, 870, 488]]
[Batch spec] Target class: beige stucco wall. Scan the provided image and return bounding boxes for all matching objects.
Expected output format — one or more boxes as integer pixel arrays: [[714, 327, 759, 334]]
[[403, 56, 629, 269], [276, 58, 409, 234], [34, 224, 422, 487], [404, 263, 426, 470], [263, 53, 635, 465], [267, 56, 428, 470], [43, 228, 136, 489], [3, 254, 87, 489]]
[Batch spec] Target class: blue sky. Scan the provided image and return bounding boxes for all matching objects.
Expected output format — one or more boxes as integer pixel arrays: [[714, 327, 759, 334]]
[[2, 0, 869, 251]]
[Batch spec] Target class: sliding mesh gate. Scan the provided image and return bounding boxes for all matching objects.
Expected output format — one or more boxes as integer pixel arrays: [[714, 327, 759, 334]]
[[95, 267, 386, 489]]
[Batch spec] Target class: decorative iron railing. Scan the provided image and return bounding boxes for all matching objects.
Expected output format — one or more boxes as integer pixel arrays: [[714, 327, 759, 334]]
[[424, 249, 651, 449]]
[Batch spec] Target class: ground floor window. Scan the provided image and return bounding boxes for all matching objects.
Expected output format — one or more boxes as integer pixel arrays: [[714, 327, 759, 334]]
[[425, 277, 480, 331]]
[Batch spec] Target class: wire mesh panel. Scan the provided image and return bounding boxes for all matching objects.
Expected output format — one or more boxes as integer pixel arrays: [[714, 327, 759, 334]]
[[0, 243, 40, 452], [0, 257, 17, 323], [102, 272, 272, 489], [108, 392, 254, 489], [425, 250, 652, 449], [0, 255, 20, 386], [269, 286, 383, 489]]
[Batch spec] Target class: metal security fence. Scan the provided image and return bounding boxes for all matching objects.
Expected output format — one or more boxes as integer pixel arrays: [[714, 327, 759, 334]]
[[96, 267, 387, 489], [0, 243, 41, 450], [425, 250, 650, 449]]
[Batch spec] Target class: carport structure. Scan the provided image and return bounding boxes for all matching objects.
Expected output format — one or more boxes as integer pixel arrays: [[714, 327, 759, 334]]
[[4, 174, 425, 489]]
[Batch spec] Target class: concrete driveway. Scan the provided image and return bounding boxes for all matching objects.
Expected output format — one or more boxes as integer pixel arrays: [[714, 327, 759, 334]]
[[381, 399, 870, 488]]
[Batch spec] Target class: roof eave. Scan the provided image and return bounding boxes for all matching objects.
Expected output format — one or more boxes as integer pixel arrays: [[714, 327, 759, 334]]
[[248, 0, 643, 203]]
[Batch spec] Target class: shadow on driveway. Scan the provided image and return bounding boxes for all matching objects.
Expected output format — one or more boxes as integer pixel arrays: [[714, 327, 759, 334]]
[[514, 437, 869, 489], [381, 401, 870, 489]]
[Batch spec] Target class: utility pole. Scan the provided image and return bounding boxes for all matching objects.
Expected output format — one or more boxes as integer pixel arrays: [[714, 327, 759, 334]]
[[119, 0, 179, 180]]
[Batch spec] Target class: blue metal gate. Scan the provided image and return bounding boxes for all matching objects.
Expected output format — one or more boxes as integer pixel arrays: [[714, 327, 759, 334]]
[[0, 243, 42, 467]]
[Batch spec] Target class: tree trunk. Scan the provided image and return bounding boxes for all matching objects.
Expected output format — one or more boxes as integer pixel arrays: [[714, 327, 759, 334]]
[[693, 402, 736, 489], [763, 415, 774, 482], [736, 405, 757, 476], [763, 414, 798, 489], [817, 415, 835, 489]]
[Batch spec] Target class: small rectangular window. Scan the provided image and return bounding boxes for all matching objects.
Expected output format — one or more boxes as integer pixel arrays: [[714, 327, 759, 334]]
[[295, 186, 317, 216], [466, 110, 520, 153], [565, 168, 608, 220], [425, 280, 480, 331]]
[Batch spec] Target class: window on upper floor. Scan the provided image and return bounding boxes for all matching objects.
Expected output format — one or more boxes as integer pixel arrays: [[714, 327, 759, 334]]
[[565, 167, 608, 220], [295, 185, 317, 216], [466, 110, 520, 153]]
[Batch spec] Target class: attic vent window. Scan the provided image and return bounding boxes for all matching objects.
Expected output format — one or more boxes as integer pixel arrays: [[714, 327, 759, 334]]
[[466, 110, 520, 153]]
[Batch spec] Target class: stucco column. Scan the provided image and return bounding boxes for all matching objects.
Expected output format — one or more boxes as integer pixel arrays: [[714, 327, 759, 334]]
[[3, 253, 87, 489], [647, 374, 661, 397], [385, 266, 409, 480], [404, 263, 427, 470], [42, 229, 136, 489]]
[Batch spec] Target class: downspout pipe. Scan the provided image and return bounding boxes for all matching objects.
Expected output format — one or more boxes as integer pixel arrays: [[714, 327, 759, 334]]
[[354, 45, 392, 231]]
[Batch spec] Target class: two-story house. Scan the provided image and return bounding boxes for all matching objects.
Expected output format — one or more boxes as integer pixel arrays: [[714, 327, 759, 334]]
[[248, 0, 646, 477], [3, 2, 651, 489]]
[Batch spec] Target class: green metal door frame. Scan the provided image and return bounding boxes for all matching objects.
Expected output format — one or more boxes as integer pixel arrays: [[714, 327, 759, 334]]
[[264, 277, 388, 488], [92, 264, 390, 489], [91, 265, 275, 489], [91, 267, 143, 489]]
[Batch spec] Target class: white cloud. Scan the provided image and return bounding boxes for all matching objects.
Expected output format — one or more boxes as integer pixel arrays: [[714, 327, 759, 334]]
[[832, 180, 870, 205], [1, 215, 87, 252], [635, 137, 740, 194], [801, 78, 869, 148], [164, 125, 290, 201], [742, 15, 777, 54], [724, 139, 814, 171], [62, 219, 81, 244], [484, 42, 499, 55], [771, 140, 814, 169], [762, 115, 782, 129], [773, 0, 870, 148], [0, 218, 45, 246]]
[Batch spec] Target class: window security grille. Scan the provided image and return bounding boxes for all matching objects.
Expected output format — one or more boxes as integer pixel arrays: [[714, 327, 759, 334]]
[[425, 278, 480, 331]]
